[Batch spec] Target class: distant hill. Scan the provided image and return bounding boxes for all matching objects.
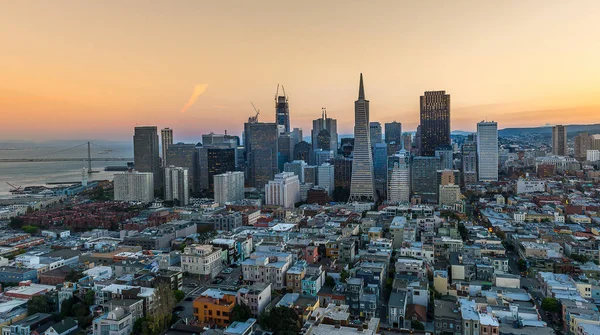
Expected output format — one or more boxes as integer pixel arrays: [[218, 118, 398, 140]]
[[498, 124, 600, 137]]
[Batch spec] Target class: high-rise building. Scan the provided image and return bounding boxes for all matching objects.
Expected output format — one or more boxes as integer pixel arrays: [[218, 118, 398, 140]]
[[591, 134, 600, 150], [385, 122, 402, 145], [275, 88, 290, 133], [402, 133, 412, 151], [373, 142, 388, 197], [164, 166, 189, 205], [312, 108, 338, 156], [317, 163, 335, 196], [214, 171, 245, 205], [477, 121, 499, 182], [439, 184, 461, 207], [198, 147, 236, 191], [314, 149, 334, 166], [264, 172, 300, 208], [461, 140, 478, 186], [349, 74, 376, 202], [244, 122, 279, 189], [284, 160, 307, 183], [134, 126, 161, 189], [293, 141, 311, 163], [387, 150, 410, 204], [552, 125, 567, 156], [420, 91, 451, 156], [202, 133, 239, 147], [114, 171, 154, 203], [435, 145, 454, 170], [340, 138, 354, 158], [304, 166, 317, 185], [166, 143, 197, 193], [291, 128, 303, 147], [574, 132, 592, 160], [586, 150, 600, 162], [332, 157, 353, 191], [411, 156, 440, 204], [278, 133, 294, 171], [369, 122, 382, 149], [160, 128, 173, 167]]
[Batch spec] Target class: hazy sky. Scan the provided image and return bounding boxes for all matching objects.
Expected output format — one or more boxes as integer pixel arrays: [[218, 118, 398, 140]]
[[2, 1, 600, 141]]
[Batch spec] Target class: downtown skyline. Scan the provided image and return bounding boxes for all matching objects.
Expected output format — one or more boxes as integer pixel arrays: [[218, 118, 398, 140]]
[[2, 1, 600, 141]]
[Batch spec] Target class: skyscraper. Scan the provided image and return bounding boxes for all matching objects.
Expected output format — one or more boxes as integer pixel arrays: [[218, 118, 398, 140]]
[[385, 122, 402, 145], [461, 140, 478, 186], [369, 122, 382, 149], [435, 144, 454, 170], [164, 166, 189, 205], [311, 108, 338, 157], [293, 141, 311, 163], [420, 91, 451, 156], [317, 163, 335, 196], [275, 86, 290, 133], [402, 133, 412, 151], [134, 126, 161, 189], [198, 147, 236, 191], [411, 156, 440, 204], [552, 125, 567, 156], [574, 132, 592, 160], [214, 171, 245, 205], [387, 150, 410, 204], [160, 128, 173, 166], [278, 132, 294, 171], [373, 142, 388, 197], [166, 143, 197, 193], [244, 121, 279, 189], [314, 149, 334, 166], [284, 160, 307, 183], [349, 74, 376, 202], [477, 121, 499, 182]]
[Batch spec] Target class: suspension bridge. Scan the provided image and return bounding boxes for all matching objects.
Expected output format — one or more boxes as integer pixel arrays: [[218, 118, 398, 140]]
[[0, 142, 133, 167]]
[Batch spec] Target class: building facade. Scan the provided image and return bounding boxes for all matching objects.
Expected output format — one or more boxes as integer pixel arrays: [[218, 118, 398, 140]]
[[113, 171, 154, 203], [134, 126, 161, 189], [164, 166, 189, 205], [244, 122, 279, 189], [264, 172, 300, 208], [181, 245, 223, 279], [420, 91, 451, 156], [385, 122, 402, 145], [552, 125, 567, 156], [477, 121, 498, 182], [388, 150, 410, 204], [160, 128, 173, 167], [214, 171, 245, 205], [317, 163, 335, 196]]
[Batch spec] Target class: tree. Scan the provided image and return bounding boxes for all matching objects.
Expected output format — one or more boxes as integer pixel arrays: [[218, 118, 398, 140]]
[[411, 320, 425, 331], [571, 254, 590, 263], [541, 297, 559, 313], [84, 290, 95, 306], [28, 295, 50, 314], [340, 270, 350, 283], [9, 217, 25, 229], [259, 306, 301, 334], [22, 225, 39, 234], [324, 276, 336, 288], [65, 270, 84, 282], [231, 302, 252, 322], [173, 290, 185, 303], [517, 259, 527, 272]]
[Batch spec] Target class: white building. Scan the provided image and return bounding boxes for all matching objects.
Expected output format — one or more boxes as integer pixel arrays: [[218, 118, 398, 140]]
[[387, 150, 410, 204], [317, 163, 334, 196], [181, 245, 223, 279], [516, 178, 546, 194], [164, 166, 189, 205], [439, 184, 461, 207], [264, 172, 300, 208], [214, 171, 245, 205], [587, 150, 600, 162], [113, 171, 154, 203], [241, 250, 293, 290], [477, 121, 498, 181], [92, 307, 133, 335]]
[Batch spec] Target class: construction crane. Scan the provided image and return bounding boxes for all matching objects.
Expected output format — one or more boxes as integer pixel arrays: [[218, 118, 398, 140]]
[[6, 182, 23, 193], [249, 102, 260, 123]]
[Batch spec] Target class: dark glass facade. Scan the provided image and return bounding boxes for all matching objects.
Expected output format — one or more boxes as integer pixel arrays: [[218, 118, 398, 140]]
[[244, 122, 279, 189], [420, 91, 450, 156], [133, 126, 161, 188]]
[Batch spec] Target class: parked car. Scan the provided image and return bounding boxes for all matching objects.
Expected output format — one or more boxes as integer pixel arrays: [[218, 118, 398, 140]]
[[222, 268, 233, 274], [184, 297, 193, 301]]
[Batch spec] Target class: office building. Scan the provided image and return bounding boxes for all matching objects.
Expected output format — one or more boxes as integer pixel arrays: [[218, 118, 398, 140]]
[[202, 133, 238, 147], [411, 156, 440, 203], [244, 122, 278, 189], [275, 87, 290, 133], [317, 163, 335, 196], [385, 121, 402, 145], [370, 122, 382, 149], [439, 184, 461, 207], [349, 74, 376, 202], [574, 132, 592, 160], [477, 121, 499, 182], [164, 166, 189, 205], [314, 149, 334, 166], [304, 166, 317, 184], [552, 125, 567, 156], [284, 160, 307, 183], [160, 128, 173, 167], [198, 147, 236, 192], [373, 142, 388, 197], [166, 143, 197, 192], [293, 141, 311, 163], [291, 128, 303, 146], [312, 108, 338, 157], [277, 132, 294, 171], [332, 157, 353, 191], [264, 172, 300, 208], [435, 144, 453, 170], [133, 126, 161, 189], [388, 150, 410, 203], [420, 91, 451, 156], [114, 171, 154, 203], [402, 133, 412, 151], [214, 172, 245, 205], [461, 140, 478, 186]]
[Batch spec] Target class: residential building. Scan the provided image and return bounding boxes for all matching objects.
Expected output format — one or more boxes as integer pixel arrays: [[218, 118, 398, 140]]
[[237, 284, 272, 317], [574, 132, 592, 160], [552, 125, 567, 156], [587, 150, 600, 162], [113, 171, 154, 203], [193, 288, 237, 328], [224, 318, 257, 335], [241, 250, 293, 290], [92, 307, 133, 335], [349, 74, 376, 202], [181, 245, 223, 279], [164, 166, 189, 205], [0, 266, 38, 283], [214, 172, 245, 205]]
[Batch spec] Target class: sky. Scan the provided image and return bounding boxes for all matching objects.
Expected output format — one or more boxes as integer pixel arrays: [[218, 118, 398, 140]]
[[1, 0, 600, 142]]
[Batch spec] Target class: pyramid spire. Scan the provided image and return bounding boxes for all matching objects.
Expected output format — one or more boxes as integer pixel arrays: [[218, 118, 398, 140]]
[[358, 73, 365, 99]]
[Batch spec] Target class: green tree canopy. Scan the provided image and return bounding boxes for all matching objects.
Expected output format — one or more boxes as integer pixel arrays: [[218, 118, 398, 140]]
[[231, 302, 252, 322], [324, 276, 336, 288], [173, 290, 185, 303], [340, 270, 350, 283], [411, 320, 425, 331], [541, 297, 559, 313], [28, 295, 50, 315], [259, 306, 302, 334]]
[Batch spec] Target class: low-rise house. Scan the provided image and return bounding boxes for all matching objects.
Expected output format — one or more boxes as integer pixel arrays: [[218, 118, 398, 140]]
[[92, 307, 133, 335]]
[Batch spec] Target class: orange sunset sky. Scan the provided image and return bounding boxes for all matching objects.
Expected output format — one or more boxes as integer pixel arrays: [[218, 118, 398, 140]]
[[1, 1, 600, 141]]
